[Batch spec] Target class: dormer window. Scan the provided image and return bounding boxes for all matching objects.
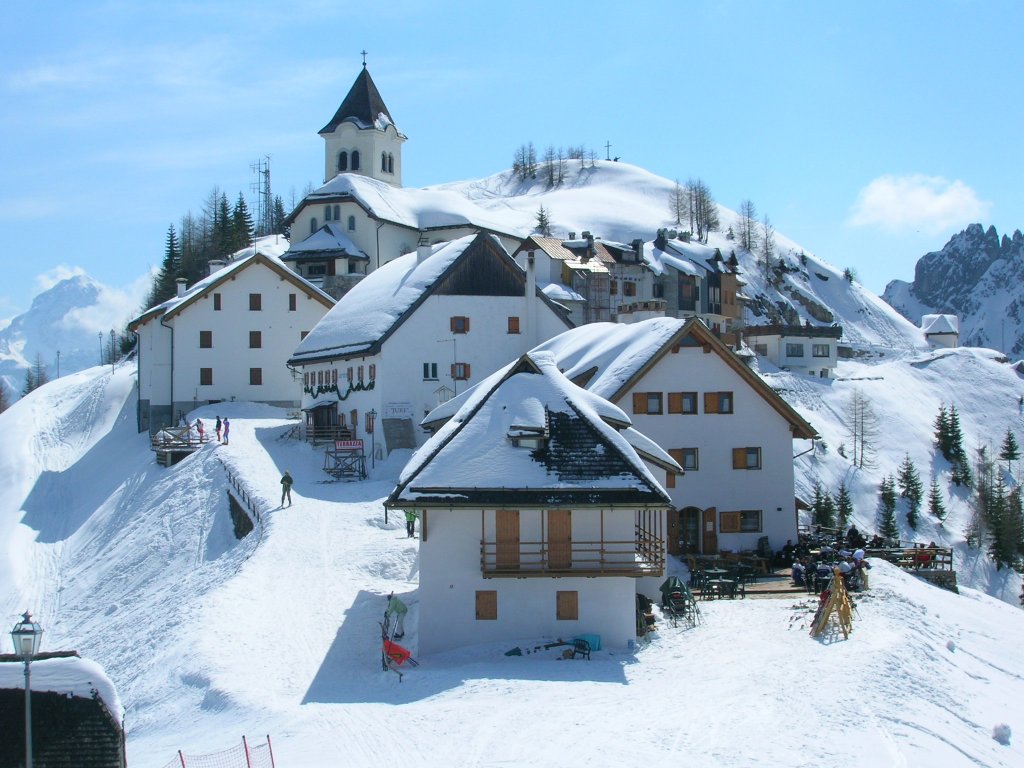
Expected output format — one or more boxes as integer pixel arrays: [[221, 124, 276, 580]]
[[509, 427, 547, 450]]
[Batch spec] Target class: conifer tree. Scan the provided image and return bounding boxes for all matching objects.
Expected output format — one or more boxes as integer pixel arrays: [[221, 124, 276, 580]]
[[835, 482, 854, 530], [948, 405, 972, 488], [535, 205, 553, 237], [271, 195, 288, 235], [987, 474, 1014, 568], [877, 475, 899, 542], [927, 477, 946, 521], [22, 353, 49, 396], [999, 429, 1019, 472], [897, 453, 924, 530], [149, 225, 182, 306], [933, 403, 950, 458], [231, 193, 254, 253]]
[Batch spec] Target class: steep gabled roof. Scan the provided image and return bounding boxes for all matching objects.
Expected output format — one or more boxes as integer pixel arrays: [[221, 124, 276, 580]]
[[387, 352, 674, 509], [320, 66, 398, 135], [922, 314, 959, 335], [287, 232, 572, 366], [128, 251, 334, 331], [424, 317, 817, 440], [281, 222, 368, 261]]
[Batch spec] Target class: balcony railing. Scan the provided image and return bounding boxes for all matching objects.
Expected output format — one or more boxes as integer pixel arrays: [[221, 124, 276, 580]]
[[480, 527, 664, 578], [302, 425, 353, 444]]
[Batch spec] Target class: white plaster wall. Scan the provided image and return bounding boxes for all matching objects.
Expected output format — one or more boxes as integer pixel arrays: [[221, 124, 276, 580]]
[[171, 267, 328, 408], [621, 345, 802, 552], [322, 122, 404, 186], [133, 319, 172, 405], [418, 508, 639, 655]]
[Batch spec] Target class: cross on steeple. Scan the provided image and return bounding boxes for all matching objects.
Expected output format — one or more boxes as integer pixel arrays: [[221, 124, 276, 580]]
[[361, 50, 368, 67]]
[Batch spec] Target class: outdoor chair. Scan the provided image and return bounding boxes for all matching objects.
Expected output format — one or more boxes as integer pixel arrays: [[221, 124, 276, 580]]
[[572, 638, 591, 660]]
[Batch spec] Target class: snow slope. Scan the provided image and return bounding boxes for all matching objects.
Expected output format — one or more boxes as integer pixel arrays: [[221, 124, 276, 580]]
[[2, 355, 1023, 766]]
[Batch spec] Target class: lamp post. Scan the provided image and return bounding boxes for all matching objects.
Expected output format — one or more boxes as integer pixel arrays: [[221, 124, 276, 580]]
[[11, 612, 43, 768], [366, 409, 377, 469]]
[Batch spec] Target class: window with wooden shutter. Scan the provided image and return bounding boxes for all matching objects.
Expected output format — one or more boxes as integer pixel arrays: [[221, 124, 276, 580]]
[[556, 591, 578, 621], [450, 316, 470, 334], [213, 293, 222, 311], [668, 392, 683, 413], [288, 293, 297, 311], [249, 367, 262, 385], [720, 512, 741, 533], [452, 362, 471, 380], [507, 316, 520, 334], [633, 392, 647, 414], [249, 293, 262, 311], [705, 392, 719, 413], [368, 364, 376, 380], [705, 391, 734, 414], [200, 368, 213, 386], [476, 590, 497, 620], [199, 330, 212, 348], [732, 448, 746, 469], [249, 331, 261, 349]]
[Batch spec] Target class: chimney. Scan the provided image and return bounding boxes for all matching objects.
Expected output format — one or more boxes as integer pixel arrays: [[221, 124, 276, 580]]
[[568, 231, 576, 240], [654, 229, 667, 251], [585, 231, 595, 261], [526, 250, 538, 345], [207, 259, 227, 275], [417, 235, 431, 263], [176, 278, 187, 298], [631, 238, 644, 263]]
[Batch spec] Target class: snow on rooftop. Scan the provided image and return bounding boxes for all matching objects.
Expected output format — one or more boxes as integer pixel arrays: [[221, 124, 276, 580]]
[[922, 314, 960, 334], [290, 235, 476, 362], [0, 655, 123, 721], [284, 222, 366, 257]]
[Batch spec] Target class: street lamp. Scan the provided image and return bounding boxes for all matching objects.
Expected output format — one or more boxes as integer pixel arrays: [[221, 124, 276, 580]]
[[366, 409, 377, 469], [11, 612, 43, 768]]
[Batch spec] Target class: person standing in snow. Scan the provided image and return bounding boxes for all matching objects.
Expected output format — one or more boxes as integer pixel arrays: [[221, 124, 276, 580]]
[[280, 471, 293, 507], [195, 418, 205, 442], [404, 509, 418, 538], [222, 418, 230, 445], [215, 416, 222, 442], [386, 593, 408, 639]]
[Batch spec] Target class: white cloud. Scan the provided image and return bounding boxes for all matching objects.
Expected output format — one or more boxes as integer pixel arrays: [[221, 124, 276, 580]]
[[34, 266, 88, 292], [59, 271, 154, 334], [847, 174, 992, 234]]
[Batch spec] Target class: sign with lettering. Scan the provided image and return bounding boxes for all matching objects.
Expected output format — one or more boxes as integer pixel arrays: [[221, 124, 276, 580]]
[[335, 439, 364, 451], [383, 402, 414, 420]]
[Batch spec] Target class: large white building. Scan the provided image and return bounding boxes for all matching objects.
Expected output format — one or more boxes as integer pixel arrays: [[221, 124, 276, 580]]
[[129, 250, 334, 433], [386, 351, 679, 654], [287, 232, 572, 457]]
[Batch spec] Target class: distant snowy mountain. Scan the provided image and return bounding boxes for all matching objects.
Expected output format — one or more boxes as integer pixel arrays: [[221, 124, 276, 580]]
[[435, 162, 926, 353], [0, 274, 124, 399], [883, 223, 1024, 356]]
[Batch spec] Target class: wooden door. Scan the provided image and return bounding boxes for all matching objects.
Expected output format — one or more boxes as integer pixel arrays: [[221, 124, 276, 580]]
[[702, 507, 718, 555], [496, 509, 520, 570], [548, 509, 572, 569]]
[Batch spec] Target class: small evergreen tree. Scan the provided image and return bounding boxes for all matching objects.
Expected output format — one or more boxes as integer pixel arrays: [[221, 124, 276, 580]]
[[933, 403, 951, 458], [897, 453, 924, 530], [271, 195, 288, 235], [230, 193, 254, 254], [0, 382, 9, 414], [987, 474, 1014, 569], [22, 353, 49, 396], [927, 477, 947, 521], [534, 205, 553, 237], [948, 405, 972, 488], [877, 475, 899, 542], [999, 429, 1020, 472], [835, 481, 854, 530]]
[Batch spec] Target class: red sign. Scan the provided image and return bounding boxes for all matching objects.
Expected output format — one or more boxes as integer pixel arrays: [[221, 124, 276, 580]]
[[335, 439, 364, 451]]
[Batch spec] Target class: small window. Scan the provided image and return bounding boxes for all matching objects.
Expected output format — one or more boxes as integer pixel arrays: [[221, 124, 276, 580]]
[[388, 154, 394, 174], [812, 343, 830, 358], [351, 150, 360, 171], [307, 264, 327, 277], [668, 392, 697, 414], [338, 151, 348, 172], [632, 391, 663, 415], [200, 367, 213, 386], [646, 392, 662, 414], [289, 293, 297, 311], [452, 362, 471, 380], [368, 364, 376, 380], [786, 342, 805, 357], [610, 280, 618, 295], [623, 281, 637, 297], [732, 447, 762, 470], [333, 204, 340, 220], [347, 215, 356, 231], [317, 370, 324, 386], [199, 330, 212, 349], [556, 591, 579, 621], [673, 448, 698, 471], [249, 293, 262, 311], [250, 368, 263, 386], [450, 316, 470, 334], [476, 590, 497, 620], [423, 362, 438, 380], [507, 316, 520, 334], [357, 365, 364, 382], [310, 217, 318, 234], [705, 391, 734, 414], [332, 369, 338, 385], [754, 344, 768, 356], [213, 293, 222, 311], [652, 283, 664, 299], [382, 152, 388, 172], [325, 205, 332, 221], [347, 367, 353, 383], [249, 331, 262, 349], [740, 510, 763, 532]]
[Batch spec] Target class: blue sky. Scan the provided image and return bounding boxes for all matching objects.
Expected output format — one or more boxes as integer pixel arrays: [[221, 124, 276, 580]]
[[1, 0, 1020, 327]]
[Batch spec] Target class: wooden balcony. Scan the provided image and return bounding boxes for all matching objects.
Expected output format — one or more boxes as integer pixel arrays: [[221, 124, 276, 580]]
[[302, 425, 353, 444], [480, 525, 664, 578]]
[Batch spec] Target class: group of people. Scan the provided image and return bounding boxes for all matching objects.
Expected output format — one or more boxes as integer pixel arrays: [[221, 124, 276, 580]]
[[187, 415, 230, 444], [791, 548, 872, 593]]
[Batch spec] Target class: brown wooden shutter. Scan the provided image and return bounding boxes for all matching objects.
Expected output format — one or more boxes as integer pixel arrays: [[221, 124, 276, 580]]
[[476, 590, 497, 620], [450, 316, 457, 332], [665, 471, 676, 489], [668, 392, 683, 414], [465, 363, 471, 379], [556, 590, 579, 620], [720, 512, 741, 533], [705, 392, 719, 413], [465, 317, 470, 332], [633, 392, 647, 414], [732, 448, 746, 469]]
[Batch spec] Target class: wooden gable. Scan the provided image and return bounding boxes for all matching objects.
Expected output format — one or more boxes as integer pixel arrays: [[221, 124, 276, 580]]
[[435, 236, 524, 297]]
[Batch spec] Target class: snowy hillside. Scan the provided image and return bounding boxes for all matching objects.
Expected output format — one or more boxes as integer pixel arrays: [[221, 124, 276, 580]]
[[1, 363, 1023, 766], [433, 162, 926, 352], [884, 223, 1024, 356]]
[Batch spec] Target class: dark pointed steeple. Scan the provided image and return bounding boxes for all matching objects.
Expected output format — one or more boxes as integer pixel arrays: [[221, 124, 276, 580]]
[[320, 67, 396, 135]]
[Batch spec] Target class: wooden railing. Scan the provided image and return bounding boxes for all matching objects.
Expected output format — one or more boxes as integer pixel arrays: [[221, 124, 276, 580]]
[[150, 426, 210, 451], [869, 546, 954, 571], [480, 535, 664, 577], [303, 424, 354, 444]]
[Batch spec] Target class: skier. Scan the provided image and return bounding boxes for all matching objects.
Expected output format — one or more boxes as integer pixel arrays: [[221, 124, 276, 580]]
[[405, 509, 418, 538], [222, 418, 230, 445], [195, 418, 205, 442], [386, 593, 408, 639], [215, 416, 222, 442], [280, 470, 293, 507]]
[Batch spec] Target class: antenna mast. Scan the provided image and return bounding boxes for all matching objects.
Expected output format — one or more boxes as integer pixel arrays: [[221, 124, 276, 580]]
[[250, 155, 272, 238]]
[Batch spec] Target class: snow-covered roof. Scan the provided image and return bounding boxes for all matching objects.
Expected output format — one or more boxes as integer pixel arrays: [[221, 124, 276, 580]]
[[921, 314, 959, 335], [0, 654, 123, 721], [642, 240, 701, 277], [283, 222, 367, 260], [388, 352, 674, 508], [129, 248, 334, 330], [540, 281, 585, 303]]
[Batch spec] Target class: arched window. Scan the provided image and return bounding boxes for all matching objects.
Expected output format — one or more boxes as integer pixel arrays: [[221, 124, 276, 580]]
[[333, 204, 340, 220], [381, 152, 388, 172], [310, 217, 318, 234], [351, 150, 360, 171], [388, 154, 394, 174], [325, 205, 332, 221], [337, 152, 348, 172], [347, 215, 356, 231]]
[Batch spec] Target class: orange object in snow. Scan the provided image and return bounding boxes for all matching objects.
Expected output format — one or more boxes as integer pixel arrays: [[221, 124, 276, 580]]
[[384, 640, 411, 666]]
